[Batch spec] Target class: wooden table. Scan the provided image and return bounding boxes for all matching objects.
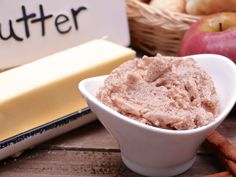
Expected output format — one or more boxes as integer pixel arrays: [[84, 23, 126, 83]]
[[0, 111, 235, 177]]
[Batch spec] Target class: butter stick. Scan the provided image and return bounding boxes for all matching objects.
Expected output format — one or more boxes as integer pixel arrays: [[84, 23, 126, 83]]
[[0, 40, 135, 141]]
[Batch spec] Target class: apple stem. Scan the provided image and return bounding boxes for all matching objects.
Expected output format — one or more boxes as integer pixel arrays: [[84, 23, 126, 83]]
[[219, 22, 223, 32]]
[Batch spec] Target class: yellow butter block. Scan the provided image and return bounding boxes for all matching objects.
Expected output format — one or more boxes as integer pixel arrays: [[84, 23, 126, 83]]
[[0, 40, 135, 141]]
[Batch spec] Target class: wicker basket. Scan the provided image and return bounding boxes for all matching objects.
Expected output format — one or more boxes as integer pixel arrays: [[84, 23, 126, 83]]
[[126, 0, 201, 56]]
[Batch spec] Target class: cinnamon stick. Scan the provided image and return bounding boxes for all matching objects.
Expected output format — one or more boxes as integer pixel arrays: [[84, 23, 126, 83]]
[[220, 155, 236, 175], [207, 131, 236, 162], [206, 131, 236, 176]]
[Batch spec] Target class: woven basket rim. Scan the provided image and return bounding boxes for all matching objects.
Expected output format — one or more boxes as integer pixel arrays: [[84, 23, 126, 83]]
[[126, 0, 202, 56], [126, 0, 201, 30]]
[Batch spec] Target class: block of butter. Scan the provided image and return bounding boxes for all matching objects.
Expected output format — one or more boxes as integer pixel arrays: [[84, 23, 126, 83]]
[[0, 39, 135, 141]]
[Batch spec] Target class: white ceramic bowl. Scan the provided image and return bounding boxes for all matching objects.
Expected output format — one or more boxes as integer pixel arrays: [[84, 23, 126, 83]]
[[79, 54, 236, 177]]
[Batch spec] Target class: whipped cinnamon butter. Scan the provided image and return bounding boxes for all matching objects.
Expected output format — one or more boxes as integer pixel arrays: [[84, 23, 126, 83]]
[[97, 55, 219, 130]]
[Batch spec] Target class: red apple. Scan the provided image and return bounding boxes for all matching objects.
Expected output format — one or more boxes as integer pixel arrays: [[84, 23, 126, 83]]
[[179, 12, 236, 63]]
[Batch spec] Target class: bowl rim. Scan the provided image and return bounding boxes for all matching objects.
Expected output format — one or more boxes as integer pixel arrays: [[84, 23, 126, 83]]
[[79, 54, 236, 135]]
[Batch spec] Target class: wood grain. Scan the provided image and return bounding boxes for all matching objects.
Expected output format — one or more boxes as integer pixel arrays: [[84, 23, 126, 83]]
[[0, 148, 225, 177], [38, 120, 119, 150]]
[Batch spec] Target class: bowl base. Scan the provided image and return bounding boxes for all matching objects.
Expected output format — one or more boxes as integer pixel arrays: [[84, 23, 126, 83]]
[[121, 154, 195, 177]]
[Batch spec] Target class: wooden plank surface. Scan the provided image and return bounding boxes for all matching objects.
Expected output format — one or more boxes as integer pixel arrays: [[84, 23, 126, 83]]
[[0, 111, 235, 177], [0, 149, 225, 177], [38, 120, 118, 150]]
